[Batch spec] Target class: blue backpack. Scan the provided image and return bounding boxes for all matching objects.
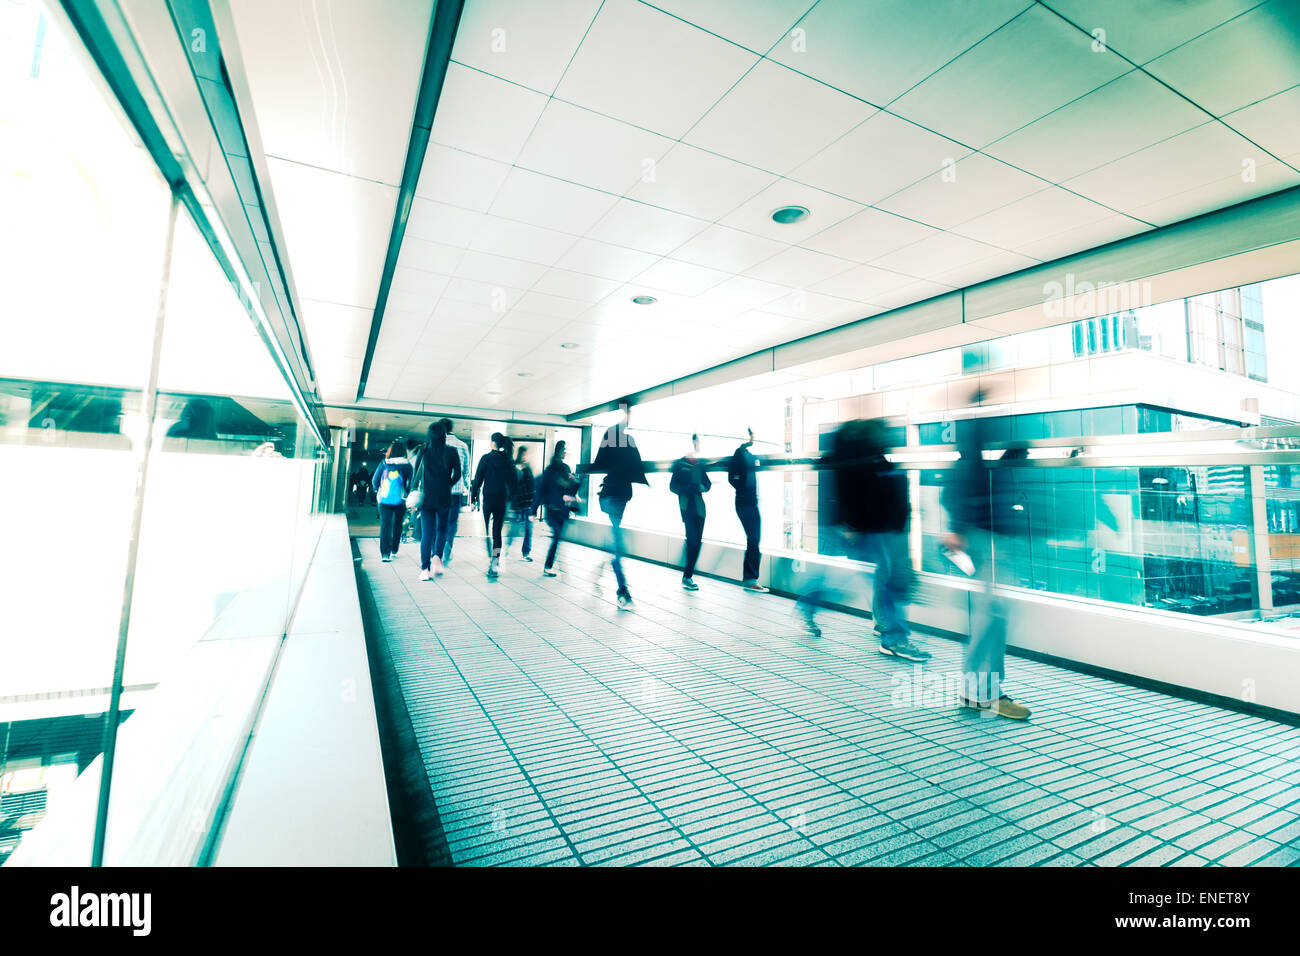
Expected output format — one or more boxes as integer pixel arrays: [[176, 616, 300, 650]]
[[377, 466, 406, 506]]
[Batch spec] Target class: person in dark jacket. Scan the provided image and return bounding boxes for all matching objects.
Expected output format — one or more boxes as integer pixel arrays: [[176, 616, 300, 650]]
[[412, 422, 462, 581], [670, 434, 711, 591], [471, 432, 517, 579], [372, 442, 413, 563], [537, 440, 579, 577], [505, 444, 536, 561], [728, 427, 768, 592], [941, 393, 1031, 720], [439, 419, 470, 565], [591, 407, 648, 610], [796, 419, 929, 661], [403, 438, 423, 543]]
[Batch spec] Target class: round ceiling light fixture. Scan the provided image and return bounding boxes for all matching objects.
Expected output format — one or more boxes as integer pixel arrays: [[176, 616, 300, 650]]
[[631, 295, 657, 305], [560, 342, 580, 349], [516, 372, 531, 377], [771, 205, 811, 224]]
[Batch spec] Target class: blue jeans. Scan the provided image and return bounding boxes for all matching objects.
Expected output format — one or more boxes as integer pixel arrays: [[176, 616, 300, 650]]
[[601, 496, 629, 595], [442, 494, 462, 562], [962, 528, 1007, 703], [799, 529, 912, 646], [420, 506, 454, 570], [507, 507, 533, 557]]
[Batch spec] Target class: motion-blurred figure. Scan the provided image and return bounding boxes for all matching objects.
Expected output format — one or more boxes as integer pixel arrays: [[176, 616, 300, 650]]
[[670, 434, 711, 591], [413, 422, 462, 581], [506, 444, 536, 561], [728, 426, 768, 592], [592, 404, 648, 610], [440, 419, 470, 565], [797, 419, 930, 661], [372, 441, 412, 563], [537, 440, 579, 577], [942, 395, 1032, 720]]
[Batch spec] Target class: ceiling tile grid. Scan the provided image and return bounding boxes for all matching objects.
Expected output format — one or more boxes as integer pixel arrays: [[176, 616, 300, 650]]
[[230, 0, 1300, 411]]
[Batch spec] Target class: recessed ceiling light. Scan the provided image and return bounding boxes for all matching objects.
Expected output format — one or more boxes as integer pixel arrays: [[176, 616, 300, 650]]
[[560, 342, 580, 349], [631, 295, 657, 305], [771, 205, 810, 224], [517, 372, 531, 377]]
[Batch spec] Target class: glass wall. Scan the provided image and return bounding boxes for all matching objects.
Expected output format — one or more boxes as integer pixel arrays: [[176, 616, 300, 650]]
[[598, 273, 1300, 638], [1, 1, 327, 865]]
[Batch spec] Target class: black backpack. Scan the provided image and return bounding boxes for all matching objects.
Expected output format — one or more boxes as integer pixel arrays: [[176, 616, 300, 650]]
[[829, 420, 907, 533]]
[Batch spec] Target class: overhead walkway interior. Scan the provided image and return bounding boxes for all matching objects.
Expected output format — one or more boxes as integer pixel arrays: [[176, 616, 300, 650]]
[[357, 535, 1300, 867]]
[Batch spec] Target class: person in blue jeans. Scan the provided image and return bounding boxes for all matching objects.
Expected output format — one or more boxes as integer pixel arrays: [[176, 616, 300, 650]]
[[591, 405, 648, 610], [537, 440, 579, 577], [413, 421, 462, 581], [797, 419, 930, 662], [506, 444, 536, 561], [438, 419, 470, 565]]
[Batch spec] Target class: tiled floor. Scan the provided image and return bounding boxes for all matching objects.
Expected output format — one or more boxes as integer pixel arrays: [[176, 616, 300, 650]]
[[357, 534, 1300, 867]]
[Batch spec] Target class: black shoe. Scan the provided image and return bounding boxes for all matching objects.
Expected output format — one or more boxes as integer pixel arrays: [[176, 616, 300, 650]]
[[879, 641, 931, 662], [682, 577, 699, 591]]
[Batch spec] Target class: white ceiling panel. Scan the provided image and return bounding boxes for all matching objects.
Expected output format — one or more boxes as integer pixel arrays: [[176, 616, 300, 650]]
[[405, 198, 485, 248], [299, 298, 371, 402], [512, 291, 592, 319], [1064, 122, 1293, 220], [669, 223, 786, 272], [492, 309, 573, 334], [949, 185, 1120, 250], [719, 178, 862, 243], [890, 4, 1128, 148], [633, 258, 733, 296], [683, 58, 875, 175], [517, 100, 675, 195], [530, 268, 622, 302], [869, 278, 956, 311], [453, 250, 549, 289], [800, 206, 937, 263], [554, 238, 660, 281], [768, 0, 1030, 106], [390, 266, 450, 299], [450, 0, 602, 93], [1123, 157, 1299, 227], [468, 216, 579, 265], [875, 152, 1045, 230], [646, 0, 816, 53], [1011, 212, 1151, 262], [742, 246, 856, 288], [1045, 0, 1264, 65], [555, 0, 758, 138], [414, 144, 511, 211], [397, 236, 465, 275], [488, 167, 619, 234], [809, 263, 915, 302], [983, 70, 1210, 183], [1145, 1, 1300, 116], [697, 275, 790, 312], [792, 109, 973, 206], [587, 199, 710, 256], [1224, 85, 1300, 160], [762, 289, 868, 324], [263, 157, 397, 308], [625, 142, 776, 221], [428, 63, 548, 163], [441, 276, 526, 311], [871, 231, 1007, 278], [928, 248, 1039, 288], [227, 0, 433, 185]]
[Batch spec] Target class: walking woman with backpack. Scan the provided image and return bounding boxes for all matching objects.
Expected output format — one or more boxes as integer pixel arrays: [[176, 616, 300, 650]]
[[373, 442, 413, 563], [537, 440, 580, 577], [409, 421, 462, 581]]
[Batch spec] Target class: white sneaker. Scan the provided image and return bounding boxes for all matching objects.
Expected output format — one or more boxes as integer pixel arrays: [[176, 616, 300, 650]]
[[418, 569, 431, 582], [432, 556, 444, 576]]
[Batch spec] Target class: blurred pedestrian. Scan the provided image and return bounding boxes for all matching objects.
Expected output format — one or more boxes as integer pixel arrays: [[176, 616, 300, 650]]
[[439, 419, 470, 565], [670, 433, 711, 591], [728, 426, 768, 592], [797, 420, 929, 661], [372, 441, 412, 563], [506, 444, 536, 561], [537, 440, 579, 577], [943, 395, 1032, 720], [592, 404, 648, 610]]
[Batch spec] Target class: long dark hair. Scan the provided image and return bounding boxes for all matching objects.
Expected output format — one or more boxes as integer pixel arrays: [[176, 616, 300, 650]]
[[551, 440, 566, 465]]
